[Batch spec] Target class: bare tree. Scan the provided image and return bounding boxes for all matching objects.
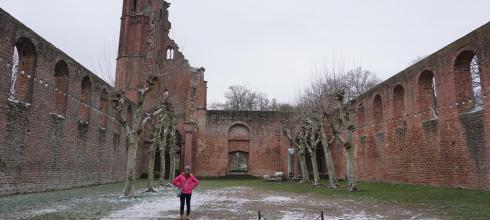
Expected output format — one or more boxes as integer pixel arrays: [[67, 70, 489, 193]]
[[210, 84, 278, 111], [304, 120, 321, 186], [146, 100, 171, 192], [327, 91, 358, 192], [157, 114, 172, 187], [345, 67, 381, 99], [113, 76, 164, 198], [284, 127, 310, 183], [318, 114, 337, 188], [297, 63, 380, 190], [167, 115, 178, 183]]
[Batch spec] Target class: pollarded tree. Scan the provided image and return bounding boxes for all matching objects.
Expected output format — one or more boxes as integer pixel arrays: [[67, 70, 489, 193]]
[[299, 64, 380, 189], [284, 127, 310, 183], [327, 91, 358, 192], [113, 76, 165, 198], [146, 101, 171, 192], [157, 113, 172, 187], [304, 121, 321, 186], [318, 115, 337, 188], [167, 114, 178, 183]]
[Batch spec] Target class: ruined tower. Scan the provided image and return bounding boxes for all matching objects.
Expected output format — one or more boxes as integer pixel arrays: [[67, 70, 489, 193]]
[[115, 0, 171, 102], [115, 0, 209, 172]]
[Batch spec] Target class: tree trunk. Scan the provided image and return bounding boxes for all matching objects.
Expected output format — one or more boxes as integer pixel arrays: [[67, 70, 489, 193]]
[[346, 144, 357, 192], [287, 148, 294, 177], [123, 136, 138, 198], [323, 144, 337, 188], [310, 150, 320, 186], [146, 139, 158, 192], [158, 135, 168, 187], [169, 149, 176, 181], [299, 151, 309, 183]]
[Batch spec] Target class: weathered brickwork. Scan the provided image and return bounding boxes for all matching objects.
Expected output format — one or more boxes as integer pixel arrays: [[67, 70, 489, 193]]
[[194, 111, 289, 177], [0, 8, 128, 196], [1, 0, 489, 196], [334, 22, 490, 190]]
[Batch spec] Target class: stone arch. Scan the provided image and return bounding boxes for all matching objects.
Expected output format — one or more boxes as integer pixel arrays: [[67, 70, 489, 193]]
[[373, 94, 383, 124], [454, 50, 482, 112], [52, 60, 69, 116], [80, 76, 92, 122], [228, 123, 250, 139], [10, 37, 36, 103], [99, 89, 109, 128], [418, 70, 438, 118], [393, 84, 405, 119]]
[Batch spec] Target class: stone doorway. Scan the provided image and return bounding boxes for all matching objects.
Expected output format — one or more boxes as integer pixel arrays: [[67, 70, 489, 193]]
[[229, 151, 249, 173]]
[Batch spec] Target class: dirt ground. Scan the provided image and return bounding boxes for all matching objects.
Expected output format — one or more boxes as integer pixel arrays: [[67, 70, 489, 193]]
[[0, 185, 445, 220]]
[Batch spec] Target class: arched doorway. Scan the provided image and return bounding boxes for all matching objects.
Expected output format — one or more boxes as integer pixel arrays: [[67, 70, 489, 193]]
[[228, 124, 250, 174], [229, 151, 249, 173]]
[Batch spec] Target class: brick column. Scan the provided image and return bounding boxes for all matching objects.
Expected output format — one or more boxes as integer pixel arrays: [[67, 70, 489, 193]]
[[183, 122, 195, 168]]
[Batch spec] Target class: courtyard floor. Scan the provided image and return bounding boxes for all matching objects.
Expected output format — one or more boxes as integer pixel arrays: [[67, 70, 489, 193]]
[[0, 179, 488, 219]]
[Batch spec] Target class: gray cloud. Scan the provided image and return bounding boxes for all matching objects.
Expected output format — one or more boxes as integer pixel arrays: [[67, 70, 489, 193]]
[[1, 0, 489, 104]]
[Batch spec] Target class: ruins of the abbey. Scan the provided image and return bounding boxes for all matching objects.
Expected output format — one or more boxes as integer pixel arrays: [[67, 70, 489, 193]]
[[0, 0, 489, 196]]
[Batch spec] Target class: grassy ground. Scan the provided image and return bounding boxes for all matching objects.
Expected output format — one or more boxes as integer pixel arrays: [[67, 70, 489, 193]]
[[1, 179, 488, 219], [199, 179, 490, 220]]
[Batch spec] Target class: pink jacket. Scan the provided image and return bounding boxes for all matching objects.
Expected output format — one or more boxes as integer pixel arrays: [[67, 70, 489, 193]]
[[171, 174, 199, 195]]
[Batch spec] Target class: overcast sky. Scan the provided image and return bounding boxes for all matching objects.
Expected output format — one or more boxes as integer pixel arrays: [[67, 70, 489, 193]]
[[1, 0, 489, 104]]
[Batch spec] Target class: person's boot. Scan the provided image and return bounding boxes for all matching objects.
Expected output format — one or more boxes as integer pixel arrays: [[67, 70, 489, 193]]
[[185, 214, 190, 219], [179, 215, 184, 220]]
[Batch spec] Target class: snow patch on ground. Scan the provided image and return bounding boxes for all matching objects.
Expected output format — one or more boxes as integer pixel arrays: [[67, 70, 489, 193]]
[[31, 208, 58, 215], [102, 191, 181, 219], [101, 186, 443, 220], [102, 189, 245, 219], [262, 196, 297, 203]]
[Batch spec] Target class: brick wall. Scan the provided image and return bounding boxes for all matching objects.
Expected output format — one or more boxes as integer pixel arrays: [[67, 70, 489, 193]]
[[194, 111, 289, 177], [0, 8, 127, 196], [338, 22, 490, 190]]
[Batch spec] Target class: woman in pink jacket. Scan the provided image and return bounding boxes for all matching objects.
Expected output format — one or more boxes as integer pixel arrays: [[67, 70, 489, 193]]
[[172, 166, 199, 219]]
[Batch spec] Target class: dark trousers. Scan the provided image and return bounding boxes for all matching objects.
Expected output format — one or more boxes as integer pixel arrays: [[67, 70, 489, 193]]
[[180, 194, 192, 215]]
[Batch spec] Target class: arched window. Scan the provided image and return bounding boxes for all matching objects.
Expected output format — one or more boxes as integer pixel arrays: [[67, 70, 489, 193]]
[[393, 85, 405, 119], [229, 124, 250, 138], [9, 37, 36, 103], [80, 76, 92, 122], [130, 0, 137, 14], [471, 55, 483, 108], [454, 51, 482, 112], [53, 61, 69, 116], [357, 103, 365, 127], [99, 89, 109, 128], [418, 70, 438, 118], [373, 95, 383, 124], [126, 105, 133, 129], [166, 47, 174, 60]]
